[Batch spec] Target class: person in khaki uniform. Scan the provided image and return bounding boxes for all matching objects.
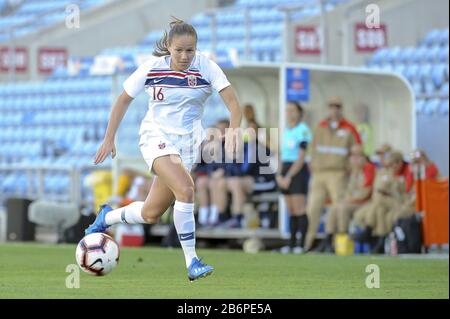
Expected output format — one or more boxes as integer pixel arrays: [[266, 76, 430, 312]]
[[352, 151, 406, 253], [324, 144, 376, 252], [305, 97, 362, 251], [374, 143, 393, 168], [376, 149, 440, 247]]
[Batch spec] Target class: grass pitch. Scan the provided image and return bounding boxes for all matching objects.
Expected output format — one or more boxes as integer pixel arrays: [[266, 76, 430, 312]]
[[0, 243, 447, 299]]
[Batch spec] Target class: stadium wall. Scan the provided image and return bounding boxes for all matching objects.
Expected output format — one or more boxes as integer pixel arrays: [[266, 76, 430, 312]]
[[417, 115, 449, 177], [0, 0, 218, 82], [288, 0, 449, 66]]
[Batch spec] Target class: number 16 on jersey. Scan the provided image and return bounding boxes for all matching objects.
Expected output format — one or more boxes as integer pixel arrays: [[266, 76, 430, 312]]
[[153, 87, 164, 101]]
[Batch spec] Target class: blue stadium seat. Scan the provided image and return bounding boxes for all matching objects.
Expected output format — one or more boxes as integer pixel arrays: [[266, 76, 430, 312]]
[[250, 9, 270, 23], [267, 36, 282, 53], [228, 25, 246, 39], [196, 27, 212, 42], [385, 47, 402, 64], [423, 29, 441, 47], [190, 13, 211, 28], [438, 46, 449, 63], [438, 29, 449, 47], [411, 47, 427, 63], [412, 81, 423, 96], [1, 173, 24, 194], [265, 9, 284, 22], [250, 39, 264, 54], [216, 12, 234, 25], [371, 48, 389, 64], [431, 64, 447, 89], [440, 81, 449, 96], [251, 23, 267, 38], [425, 45, 441, 63], [217, 26, 233, 40], [423, 81, 436, 95], [229, 12, 246, 25], [393, 64, 406, 76], [415, 99, 426, 114], [398, 47, 414, 64], [439, 99, 449, 115], [423, 98, 440, 115], [418, 63, 432, 82]]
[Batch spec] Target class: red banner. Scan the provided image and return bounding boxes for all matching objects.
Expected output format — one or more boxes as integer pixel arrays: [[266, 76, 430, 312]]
[[38, 47, 68, 74], [354, 23, 388, 53], [295, 26, 321, 55], [0, 47, 28, 73]]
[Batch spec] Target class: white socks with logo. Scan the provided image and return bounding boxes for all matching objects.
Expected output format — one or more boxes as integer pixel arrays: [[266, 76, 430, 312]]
[[103, 200, 198, 268], [173, 201, 198, 268], [104, 201, 146, 226]]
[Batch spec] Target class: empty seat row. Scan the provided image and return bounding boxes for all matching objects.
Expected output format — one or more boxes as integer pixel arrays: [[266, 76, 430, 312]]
[[416, 98, 449, 115], [0, 0, 106, 43], [30, 109, 110, 125], [0, 94, 111, 111], [421, 29, 449, 48], [0, 79, 112, 96], [370, 46, 449, 65], [0, 124, 100, 144]]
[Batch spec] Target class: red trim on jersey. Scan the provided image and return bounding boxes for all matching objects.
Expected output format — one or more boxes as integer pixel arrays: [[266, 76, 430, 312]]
[[147, 71, 201, 77], [425, 163, 439, 179], [340, 120, 362, 144], [146, 84, 210, 89], [405, 163, 440, 193], [362, 161, 377, 188], [318, 118, 362, 144], [396, 161, 414, 193]]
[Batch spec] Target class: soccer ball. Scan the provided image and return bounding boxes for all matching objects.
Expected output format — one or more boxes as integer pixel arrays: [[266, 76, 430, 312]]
[[75, 233, 120, 276]]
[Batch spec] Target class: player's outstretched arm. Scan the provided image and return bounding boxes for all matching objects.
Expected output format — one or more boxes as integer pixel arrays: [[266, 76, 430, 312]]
[[94, 91, 134, 164]]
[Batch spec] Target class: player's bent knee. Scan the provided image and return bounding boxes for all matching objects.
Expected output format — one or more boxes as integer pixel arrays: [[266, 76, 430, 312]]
[[140, 207, 166, 224], [141, 210, 161, 224], [143, 215, 160, 224], [175, 185, 195, 202]]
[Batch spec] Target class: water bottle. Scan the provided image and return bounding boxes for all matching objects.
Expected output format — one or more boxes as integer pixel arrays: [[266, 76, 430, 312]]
[[389, 232, 398, 256]]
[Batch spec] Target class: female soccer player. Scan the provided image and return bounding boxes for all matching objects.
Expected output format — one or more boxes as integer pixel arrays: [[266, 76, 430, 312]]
[[85, 18, 242, 281], [276, 101, 311, 254]]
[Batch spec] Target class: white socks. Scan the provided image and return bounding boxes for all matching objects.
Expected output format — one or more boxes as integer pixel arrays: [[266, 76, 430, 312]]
[[105, 201, 146, 226], [198, 207, 209, 226], [104, 200, 198, 268], [173, 201, 198, 268], [208, 205, 219, 225]]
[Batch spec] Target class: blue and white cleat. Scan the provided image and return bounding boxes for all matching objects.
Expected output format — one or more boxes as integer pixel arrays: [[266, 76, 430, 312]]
[[187, 257, 214, 282], [85, 204, 113, 235]]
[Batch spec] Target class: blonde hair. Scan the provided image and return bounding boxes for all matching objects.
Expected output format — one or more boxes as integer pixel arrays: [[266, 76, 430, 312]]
[[153, 17, 198, 57]]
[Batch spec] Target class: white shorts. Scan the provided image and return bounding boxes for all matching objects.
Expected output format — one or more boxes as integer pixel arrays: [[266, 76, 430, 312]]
[[139, 129, 203, 174]]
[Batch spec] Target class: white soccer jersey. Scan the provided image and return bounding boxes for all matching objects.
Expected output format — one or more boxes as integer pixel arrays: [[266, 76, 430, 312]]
[[123, 51, 231, 137]]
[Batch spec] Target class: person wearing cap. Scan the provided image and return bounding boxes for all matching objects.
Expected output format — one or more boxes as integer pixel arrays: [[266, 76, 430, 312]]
[[323, 144, 376, 252], [352, 151, 406, 253], [375, 149, 440, 249], [304, 96, 362, 251], [374, 144, 393, 168]]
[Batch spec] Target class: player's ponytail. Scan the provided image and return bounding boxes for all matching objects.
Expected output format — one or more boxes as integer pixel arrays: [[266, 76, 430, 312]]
[[153, 16, 198, 57]]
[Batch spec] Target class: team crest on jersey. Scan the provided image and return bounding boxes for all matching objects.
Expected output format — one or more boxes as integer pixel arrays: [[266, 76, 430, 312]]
[[187, 75, 197, 87], [158, 142, 166, 149]]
